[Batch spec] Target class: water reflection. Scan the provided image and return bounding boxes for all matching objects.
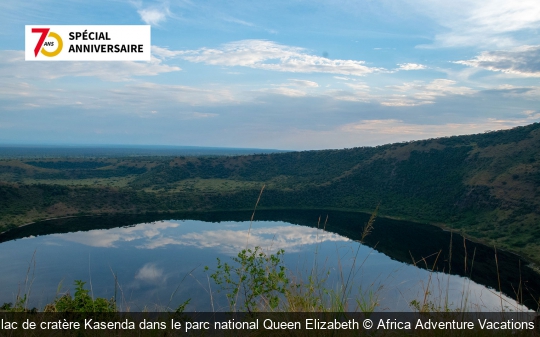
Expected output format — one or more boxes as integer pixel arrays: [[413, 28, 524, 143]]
[[0, 211, 537, 312], [51, 221, 349, 253], [135, 263, 165, 284], [139, 224, 348, 252], [53, 221, 180, 248]]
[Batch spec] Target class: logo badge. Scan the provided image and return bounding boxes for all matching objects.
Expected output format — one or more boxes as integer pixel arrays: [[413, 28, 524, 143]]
[[31, 28, 63, 57], [25, 25, 151, 61]]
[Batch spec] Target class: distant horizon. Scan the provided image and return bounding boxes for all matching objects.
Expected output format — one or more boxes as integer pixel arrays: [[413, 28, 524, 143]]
[[0, 122, 536, 153], [0, 143, 289, 151], [0, 143, 291, 158], [0, 122, 539, 152]]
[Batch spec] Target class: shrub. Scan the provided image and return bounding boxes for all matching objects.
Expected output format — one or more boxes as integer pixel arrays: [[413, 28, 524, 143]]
[[44, 280, 116, 312], [206, 247, 288, 312]]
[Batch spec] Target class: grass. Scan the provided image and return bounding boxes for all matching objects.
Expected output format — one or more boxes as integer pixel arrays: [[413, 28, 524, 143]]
[[22, 176, 135, 188], [143, 178, 263, 193]]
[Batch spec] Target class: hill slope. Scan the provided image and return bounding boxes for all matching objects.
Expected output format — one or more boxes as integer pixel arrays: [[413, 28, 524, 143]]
[[1, 123, 539, 263]]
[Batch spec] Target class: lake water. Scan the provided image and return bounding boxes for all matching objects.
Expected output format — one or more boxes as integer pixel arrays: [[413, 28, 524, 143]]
[[0, 210, 538, 312]]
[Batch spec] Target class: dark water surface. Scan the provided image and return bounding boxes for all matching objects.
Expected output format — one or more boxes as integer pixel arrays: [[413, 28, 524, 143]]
[[0, 210, 538, 311]]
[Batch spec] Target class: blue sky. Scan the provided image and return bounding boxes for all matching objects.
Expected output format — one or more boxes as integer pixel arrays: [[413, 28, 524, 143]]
[[1, 0, 539, 150]]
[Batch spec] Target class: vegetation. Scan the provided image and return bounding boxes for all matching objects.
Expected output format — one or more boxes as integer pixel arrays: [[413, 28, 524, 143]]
[[43, 280, 117, 312], [206, 247, 289, 312], [1, 123, 540, 265], [1, 280, 115, 313]]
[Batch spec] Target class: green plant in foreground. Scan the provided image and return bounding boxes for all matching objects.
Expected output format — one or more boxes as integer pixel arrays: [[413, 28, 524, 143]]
[[0, 295, 37, 312], [206, 246, 289, 312], [44, 280, 116, 312]]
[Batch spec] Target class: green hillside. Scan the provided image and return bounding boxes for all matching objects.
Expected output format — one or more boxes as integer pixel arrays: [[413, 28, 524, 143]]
[[1, 123, 539, 263]]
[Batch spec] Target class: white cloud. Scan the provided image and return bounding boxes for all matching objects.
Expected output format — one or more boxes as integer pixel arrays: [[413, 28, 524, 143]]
[[258, 87, 308, 97], [518, 109, 540, 120], [455, 45, 540, 77], [406, 0, 540, 48], [380, 97, 430, 107], [340, 119, 523, 135], [287, 79, 319, 87], [223, 16, 255, 27], [137, 4, 171, 26], [345, 83, 370, 91], [260, 116, 540, 150], [383, 79, 476, 106], [0, 79, 234, 111], [151, 45, 181, 59], [0, 50, 180, 82], [116, 82, 236, 105], [323, 89, 371, 103], [323, 82, 372, 103], [339, 116, 540, 142], [398, 63, 427, 71], [256, 79, 320, 97], [156, 40, 383, 76], [187, 112, 219, 119], [323, 79, 474, 106]]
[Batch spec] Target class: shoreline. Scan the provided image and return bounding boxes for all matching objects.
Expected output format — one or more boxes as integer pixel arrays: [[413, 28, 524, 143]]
[[2, 207, 539, 270]]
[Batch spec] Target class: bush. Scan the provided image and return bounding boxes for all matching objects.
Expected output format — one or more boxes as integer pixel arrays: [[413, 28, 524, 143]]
[[206, 247, 288, 312], [44, 280, 116, 312]]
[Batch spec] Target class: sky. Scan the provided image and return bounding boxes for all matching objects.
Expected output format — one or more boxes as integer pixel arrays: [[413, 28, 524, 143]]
[[1, 0, 539, 150]]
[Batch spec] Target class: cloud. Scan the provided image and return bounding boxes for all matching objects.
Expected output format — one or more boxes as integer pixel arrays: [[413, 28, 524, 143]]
[[287, 79, 319, 87], [406, 0, 540, 48], [114, 82, 236, 106], [340, 119, 529, 136], [151, 45, 182, 59], [382, 79, 476, 106], [223, 16, 255, 27], [186, 112, 219, 119], [523, 109, 539, 117], [262, 115, 540, 149], [324, 90, 370, 102], [345, 83, 370, 91], [0, 50, 180, 82], [156, 40, 383, 76], [398, 63, 427, 71], [0, 78, 236, 111], [479, 85, 540, 99], [137, 3, 171, 26], [258, 87, 308, 97], [455, 45, 540, 77], [255, 79, 320, 97], [342, 113, 540, 139], [325, 79, 475, 106], [325, 82, 372, 103]]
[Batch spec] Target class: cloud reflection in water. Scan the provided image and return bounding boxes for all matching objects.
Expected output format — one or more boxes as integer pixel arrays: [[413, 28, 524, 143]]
[[52, 220, 349, 254], [139, 225, 349, 253], [135, 263, 165, 284], [52, 221, 180, 248]]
